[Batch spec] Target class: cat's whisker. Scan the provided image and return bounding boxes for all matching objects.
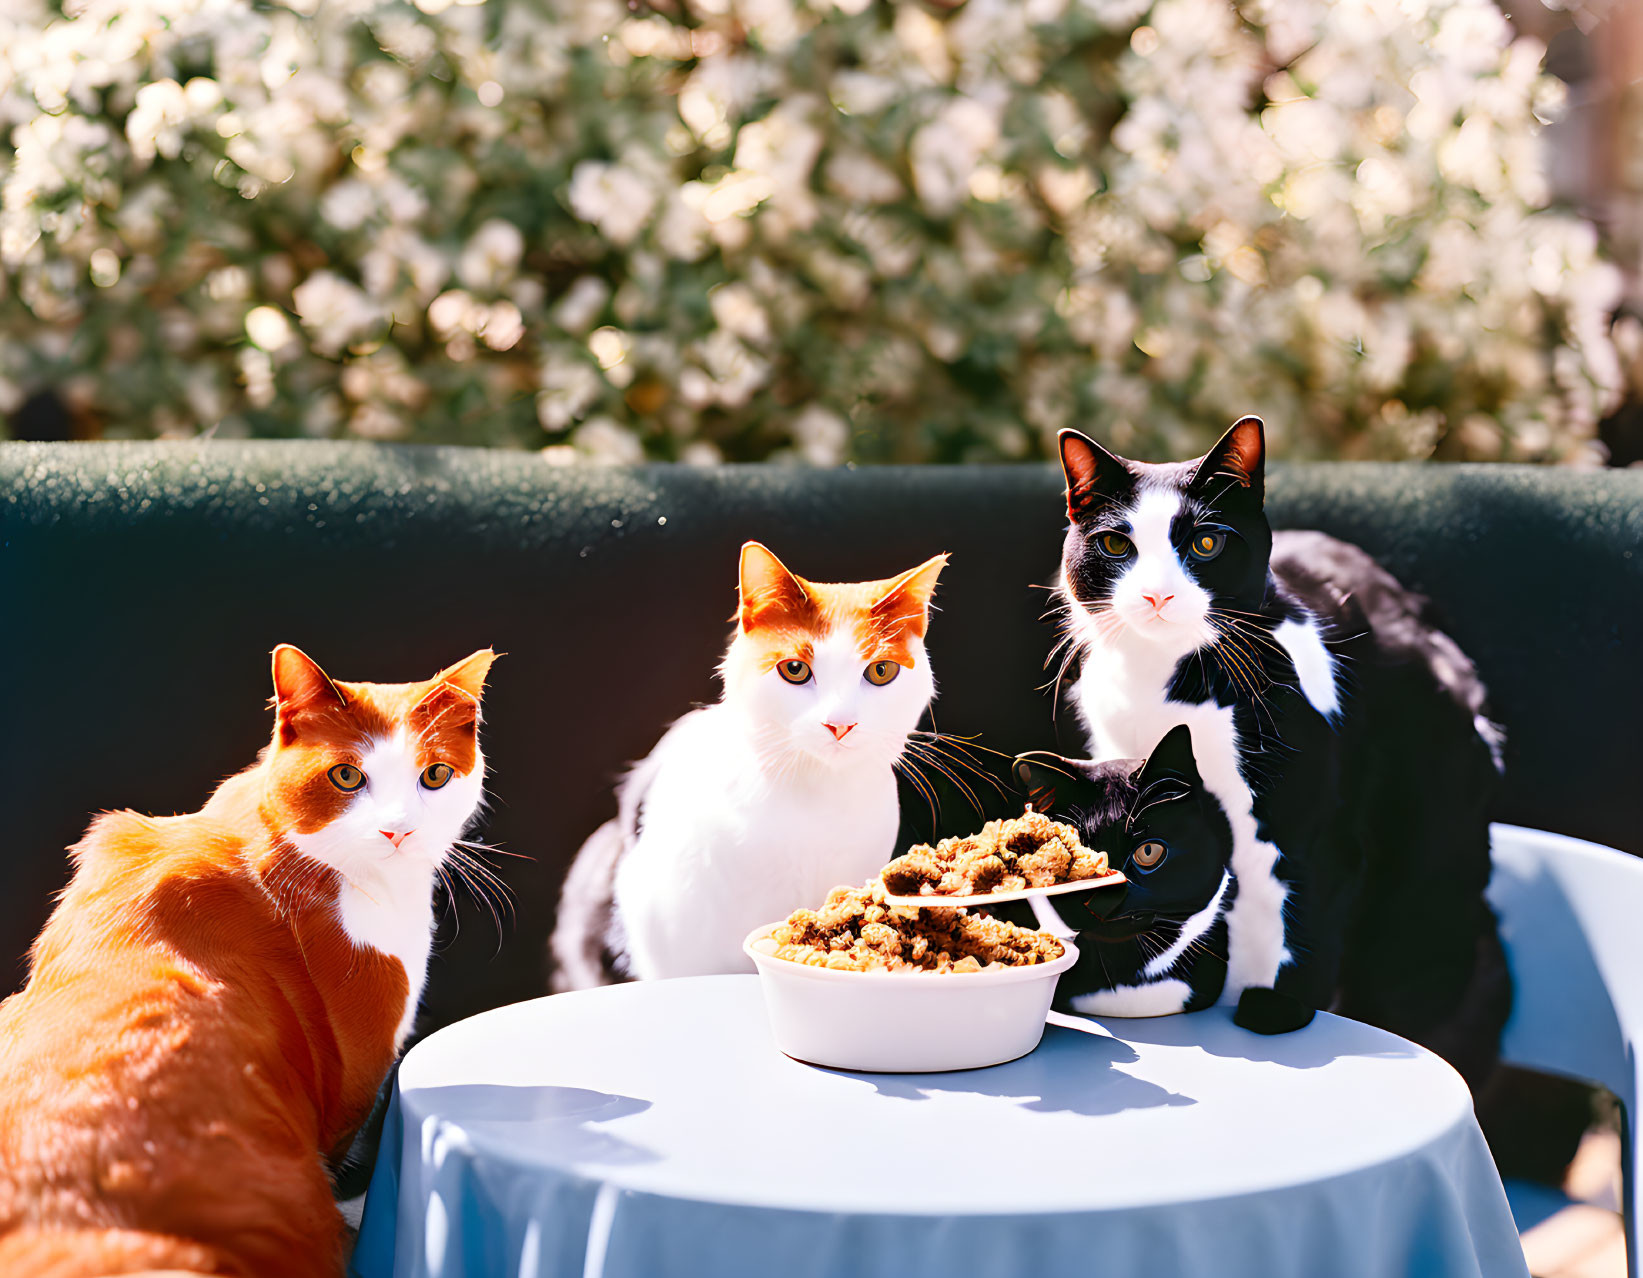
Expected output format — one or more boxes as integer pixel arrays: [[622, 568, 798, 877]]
[[1213, 611, 1290, 658], [894, 757, 943, 829], [1205, 635, 1258, 701], [1053, 634, 1086, 706], [443, 851, 508, 905], [443, 854, 510, 952], [445, 860, 516, 936], [912, 729, 1015, 763], [1041, 630, 1077, 674], [454, 838, 531, 861], [902, 742, 986, 815], [1135, 929, 1168, 968], [914, 754, 1007, 805], [432, 862, 462, 950], [1042, 644, 1079, 709], [1207, 620, 1275, 703], [909, 735, 1010, 794], [447, 846, 515, 910]]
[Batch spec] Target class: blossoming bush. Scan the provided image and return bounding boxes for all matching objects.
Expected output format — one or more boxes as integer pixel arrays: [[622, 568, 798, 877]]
[[0, 0, 1625, 462]]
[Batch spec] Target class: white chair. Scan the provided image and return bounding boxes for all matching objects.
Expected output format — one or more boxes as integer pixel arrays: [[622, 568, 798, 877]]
[[1488, 823, 1643, 1276]]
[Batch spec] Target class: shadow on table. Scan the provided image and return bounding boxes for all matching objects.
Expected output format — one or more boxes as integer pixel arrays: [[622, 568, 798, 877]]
[[403, 1084, 660, 1167], [830, 1023, 1197, 1116], [1083, 1007, 1421, 1071]]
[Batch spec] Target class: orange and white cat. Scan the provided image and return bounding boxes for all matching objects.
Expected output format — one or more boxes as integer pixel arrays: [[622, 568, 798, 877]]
[[0, 645, 495, 1278], [552, 542, 947, 987]]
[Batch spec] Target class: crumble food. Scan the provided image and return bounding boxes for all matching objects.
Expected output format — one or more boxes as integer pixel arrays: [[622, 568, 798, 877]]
[[880, 806, 1109, 898], [769, 881, 1063, 973]]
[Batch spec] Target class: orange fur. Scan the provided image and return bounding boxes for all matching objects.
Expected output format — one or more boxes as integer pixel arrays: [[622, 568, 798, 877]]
[[0, 649, 495, 1277], [735, 542, 948, 672]]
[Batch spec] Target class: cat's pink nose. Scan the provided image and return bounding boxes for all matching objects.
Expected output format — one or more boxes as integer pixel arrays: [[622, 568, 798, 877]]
[[1142, 592, 1174, 611], [824, 722, 856, 742], [379, 829, 412, 848]]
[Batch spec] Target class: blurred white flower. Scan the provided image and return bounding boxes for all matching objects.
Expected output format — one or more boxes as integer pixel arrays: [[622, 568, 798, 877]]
[[321, 180, 376, 231], [709, 283, 771, 345], [125, 79, 190, 165], [552, 276, 612, 334], [458, 218, 526, 292], [245, 305, 295, 352], [911, 96, 1000, 216], [733, 97, 823, 234], [567, 161, 656, 246], [654, 189, 715, 261], [825, 150, 905, 205], [830, 71, 901, 117], [291, 272, 380, 356], [680, 440, 723, 465], [573, 415, 646, 463], [536, 348, 603, 431], [788, 404, 849, 465]]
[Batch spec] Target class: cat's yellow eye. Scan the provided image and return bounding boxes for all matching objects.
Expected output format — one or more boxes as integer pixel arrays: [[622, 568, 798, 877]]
[[421, 763, 454, 790], [864, 659, 900, 686], [1187, 529, 1226, 561], [777, 659, 812, 685], [1096, 531, 1133, 559], [1132, 840, 1167, 870], [328, 764, 366, 793]]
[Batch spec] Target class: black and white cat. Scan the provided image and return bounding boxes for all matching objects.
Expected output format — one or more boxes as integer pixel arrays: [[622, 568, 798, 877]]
[[1052, 418, 1510, 1074], [1012, 725, 1232, 1017]]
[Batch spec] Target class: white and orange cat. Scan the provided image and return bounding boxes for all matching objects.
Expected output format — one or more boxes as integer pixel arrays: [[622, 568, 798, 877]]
[[552, 542, 947, 986], [0, 645, 495, 1278]]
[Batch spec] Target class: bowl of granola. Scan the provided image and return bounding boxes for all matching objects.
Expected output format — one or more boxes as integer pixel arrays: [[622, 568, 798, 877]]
[[743, 880, 1078, 1072]]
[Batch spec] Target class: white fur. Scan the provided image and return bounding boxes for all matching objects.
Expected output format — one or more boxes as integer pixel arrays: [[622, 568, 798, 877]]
[[1142, 869, 1231, 979], [1104, 489, 1218, 651], [1066, 486, 1291, 1001], [287, 729, 485, 1045], [1273, 618, 1339, 719], [1070, 979, 1194, 1018], [614, 630, 936, 979]]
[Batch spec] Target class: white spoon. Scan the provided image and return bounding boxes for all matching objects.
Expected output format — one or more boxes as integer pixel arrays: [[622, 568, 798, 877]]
[[878, 870, 1127, 910]]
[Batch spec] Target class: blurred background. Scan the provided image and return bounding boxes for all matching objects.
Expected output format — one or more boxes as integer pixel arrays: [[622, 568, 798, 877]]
[[1, 0, 1640, 465]]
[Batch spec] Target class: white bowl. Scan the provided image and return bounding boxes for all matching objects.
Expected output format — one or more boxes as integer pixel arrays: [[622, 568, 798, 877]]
[[742, 924, 1079, 1073]]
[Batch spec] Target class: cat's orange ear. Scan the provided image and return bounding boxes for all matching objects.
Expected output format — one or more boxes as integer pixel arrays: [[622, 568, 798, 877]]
[[737, 542, 814, 631], [272, 645, 344, 713], [431, 649, 498, 702], [412, 649, 499, 734], [271, 645, 346, 742], [871, 552, 948, 642]]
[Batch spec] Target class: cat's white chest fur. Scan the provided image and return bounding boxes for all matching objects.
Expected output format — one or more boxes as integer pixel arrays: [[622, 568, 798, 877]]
[[614, 706, 901, 979], [336, 871, 436, 1047], [1073, 631, 1290, 999]]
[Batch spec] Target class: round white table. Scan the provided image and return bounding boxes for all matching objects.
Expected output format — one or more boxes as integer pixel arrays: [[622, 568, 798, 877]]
[[349, 976, 1527, 1278]]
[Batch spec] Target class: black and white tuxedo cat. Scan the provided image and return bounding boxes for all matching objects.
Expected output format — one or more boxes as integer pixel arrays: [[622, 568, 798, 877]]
[[1052, 417, 1510, 1081], [1012, 725, 1232, 1018]]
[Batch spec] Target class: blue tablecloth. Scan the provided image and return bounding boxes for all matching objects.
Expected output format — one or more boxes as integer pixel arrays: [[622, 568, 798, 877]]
[[351, 976, 1527, 1278]]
